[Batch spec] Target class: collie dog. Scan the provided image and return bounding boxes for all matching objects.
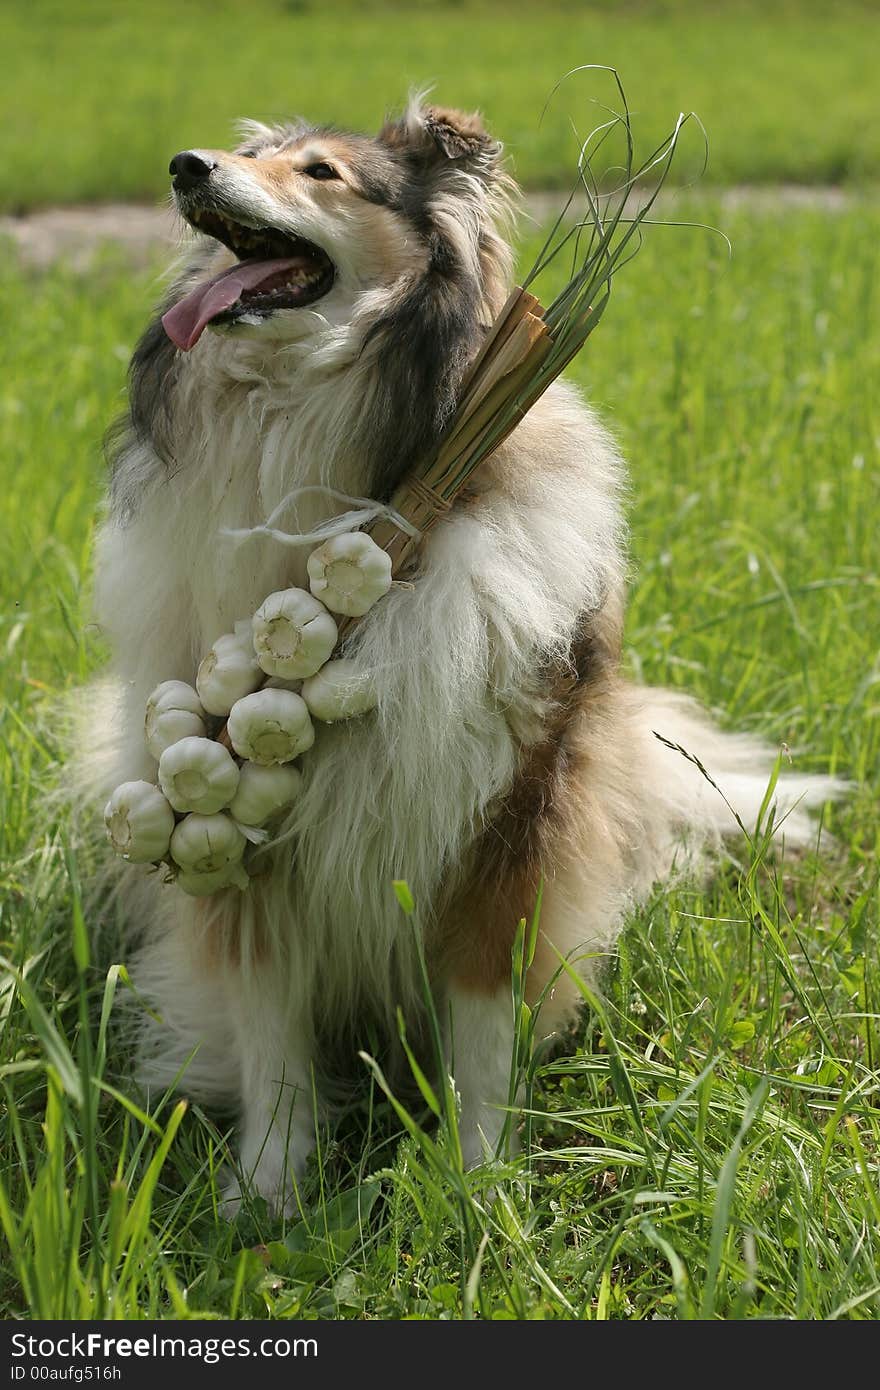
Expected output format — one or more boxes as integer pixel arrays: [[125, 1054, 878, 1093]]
[[87, 99, 836, 1214]]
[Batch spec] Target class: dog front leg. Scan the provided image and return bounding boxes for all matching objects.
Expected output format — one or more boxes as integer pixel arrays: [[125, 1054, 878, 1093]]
[[224, 963, 319, 1219], [445, 983, 518, 1168]]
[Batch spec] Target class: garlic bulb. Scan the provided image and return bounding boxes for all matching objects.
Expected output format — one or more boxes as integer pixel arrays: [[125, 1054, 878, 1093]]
[[252, 588, 337, 680], [301, 659, 378, 723], [158, 736, 240, 814], [306, 532, 392, 617], [196, 623, 262, 716], [176, 863, 250, 897], [229, 761, 303, 826], [144, 680, 207, 759], [170, 811, 246, 874], [227, 688, 314, 765], [104, 781, 174, 863]]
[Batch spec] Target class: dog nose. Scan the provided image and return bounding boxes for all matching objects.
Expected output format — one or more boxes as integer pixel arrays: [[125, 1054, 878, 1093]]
[[169, 150, 217, 189]]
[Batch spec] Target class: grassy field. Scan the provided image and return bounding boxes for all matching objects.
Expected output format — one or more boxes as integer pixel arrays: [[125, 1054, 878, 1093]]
[[1, 193, 878, 1318], [2, 0, 880, 210]]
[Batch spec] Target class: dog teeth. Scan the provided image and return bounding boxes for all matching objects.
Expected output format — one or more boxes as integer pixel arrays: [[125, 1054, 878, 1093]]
[[187, 204, 331, 295]]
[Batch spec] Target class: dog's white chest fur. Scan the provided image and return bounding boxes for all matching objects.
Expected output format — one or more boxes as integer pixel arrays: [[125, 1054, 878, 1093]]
[[95, 356, 625, 1023]]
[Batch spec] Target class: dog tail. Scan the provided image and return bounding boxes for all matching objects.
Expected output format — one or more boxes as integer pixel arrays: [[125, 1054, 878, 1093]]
[[621, 686, 846, 898]]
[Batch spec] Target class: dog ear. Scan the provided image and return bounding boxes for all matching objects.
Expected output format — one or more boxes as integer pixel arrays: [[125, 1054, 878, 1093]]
[[422, 106, 496, 161], [381, 100, 501, 177]]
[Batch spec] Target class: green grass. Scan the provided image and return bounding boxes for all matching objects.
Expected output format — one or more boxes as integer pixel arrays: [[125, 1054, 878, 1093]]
[[2, 0, 880, 211], [1, 199, 878, 1319]]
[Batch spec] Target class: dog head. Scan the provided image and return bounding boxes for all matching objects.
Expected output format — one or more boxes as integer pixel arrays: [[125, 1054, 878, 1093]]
[[162, 98, 513, 352]]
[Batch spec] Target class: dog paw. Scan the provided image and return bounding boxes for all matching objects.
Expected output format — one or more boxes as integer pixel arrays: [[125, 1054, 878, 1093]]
[[222, 1137, 310, 1221], [458, 1107, 522, 1171], [217, 1166, 301, 1222], [217, 1169, 245, 1221]]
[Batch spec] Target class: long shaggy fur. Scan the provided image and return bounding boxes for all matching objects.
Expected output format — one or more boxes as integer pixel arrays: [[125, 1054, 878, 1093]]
[[77, 99, 840, 1209]]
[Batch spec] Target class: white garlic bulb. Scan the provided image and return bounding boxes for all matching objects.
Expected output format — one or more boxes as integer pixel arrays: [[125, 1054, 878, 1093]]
[[170, 811, 246, 871], [306, 532, 392, 617], [158, 736, 240, 814], [301, 659, 378, 723], [144, 680, 207, 759], [229, 762, 303, 826], [196, 623, 262, 716], [104, 781, 175, 863], [227, 688, 314, 765], [252, 588, 337, 680], [176, 863, 250, 896]]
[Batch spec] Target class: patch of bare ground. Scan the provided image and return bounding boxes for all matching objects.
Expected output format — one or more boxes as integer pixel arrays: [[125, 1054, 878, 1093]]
[[0, 203, 177, 270]]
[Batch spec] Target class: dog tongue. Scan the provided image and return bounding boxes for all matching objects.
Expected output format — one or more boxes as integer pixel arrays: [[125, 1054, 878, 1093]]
[[161, 258, 303, 351]]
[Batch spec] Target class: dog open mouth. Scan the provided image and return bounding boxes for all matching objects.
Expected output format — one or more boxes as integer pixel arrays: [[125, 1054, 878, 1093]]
[[162, 208, 336, 351]]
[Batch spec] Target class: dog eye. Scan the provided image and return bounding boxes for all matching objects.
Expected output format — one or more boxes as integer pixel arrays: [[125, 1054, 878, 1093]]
[[303, 162, 339, 180], [239, 150, 259, 159]]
